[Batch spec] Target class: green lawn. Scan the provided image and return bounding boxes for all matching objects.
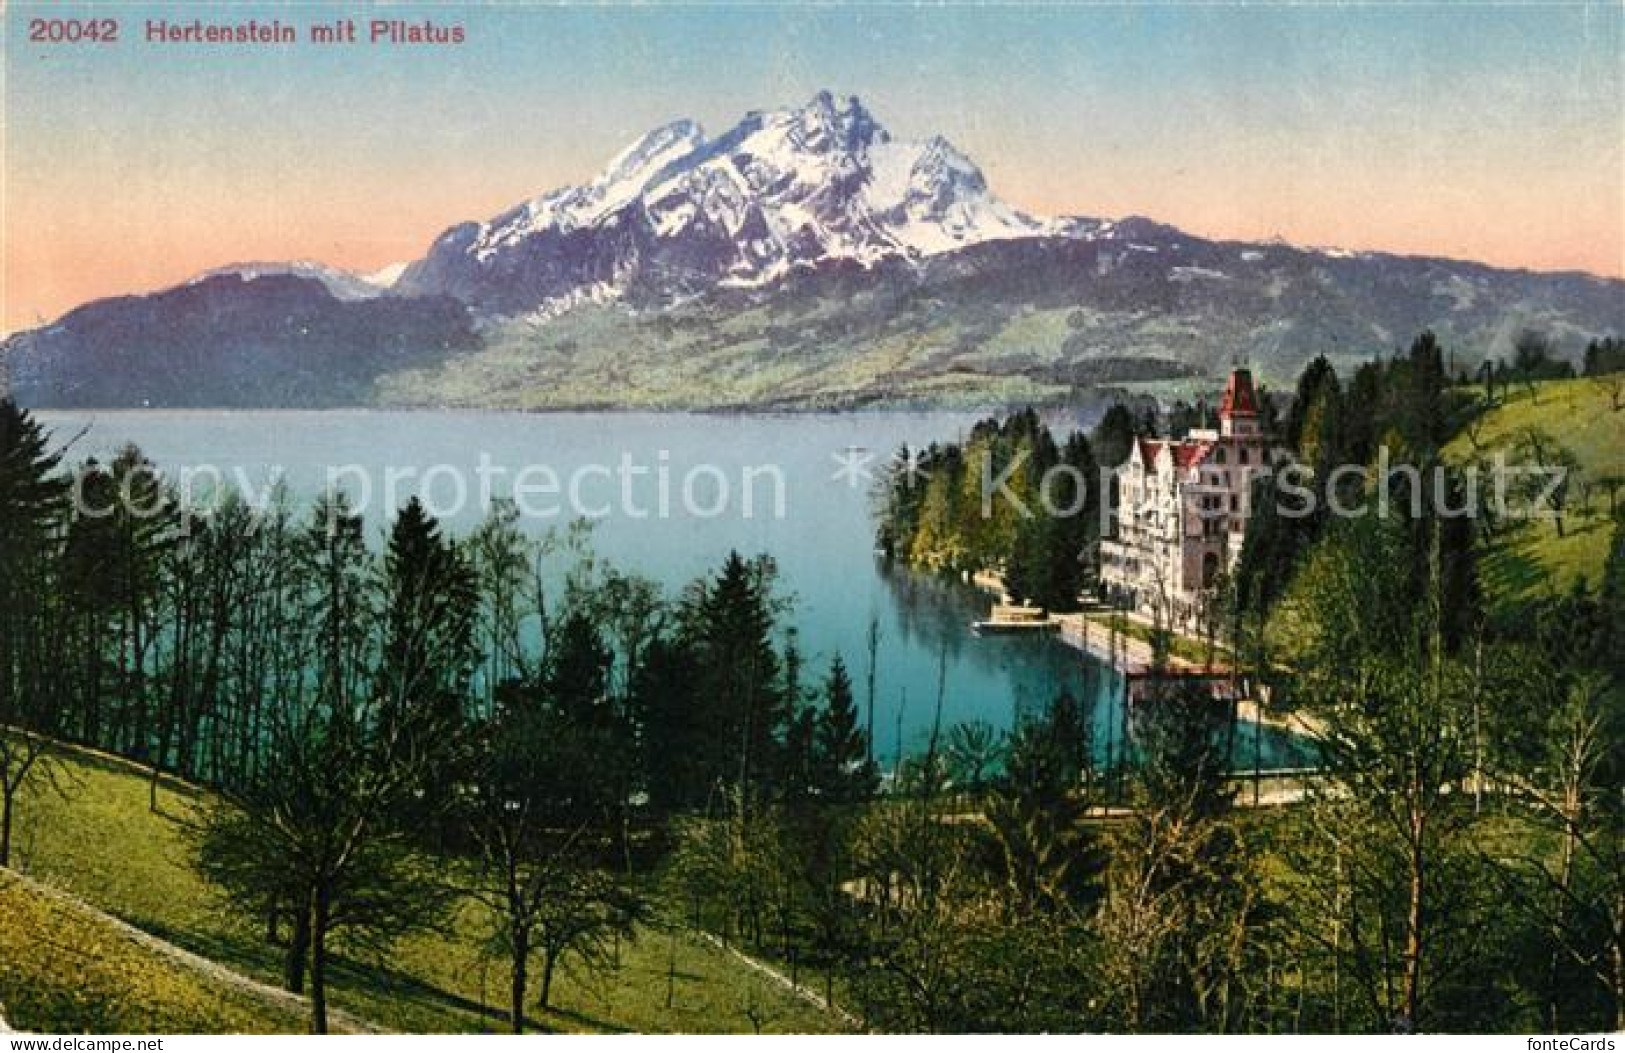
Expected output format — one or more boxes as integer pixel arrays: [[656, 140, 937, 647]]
[[0, 873, 311, 1034], [5, 742, 848, 1034], [1444, 375, 1622, 612], [1081, 611, 1230, 667]]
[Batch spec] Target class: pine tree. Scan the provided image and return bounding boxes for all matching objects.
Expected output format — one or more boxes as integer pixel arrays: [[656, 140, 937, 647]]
[[547, 609, 611, 723], [630, 636, 705, 812], [381, 497, 479, 728], [810, 656, 876, 804], [1404, 331, 1450, 452], [676, 552, 789, 809], [1093, 403, 1138, 470], [99, 446, 177, 760], [302, 494, 373, 713], [987, 697, 1105, 916], [1289, 357, 1346, 472], [0, 400, 68, 867]]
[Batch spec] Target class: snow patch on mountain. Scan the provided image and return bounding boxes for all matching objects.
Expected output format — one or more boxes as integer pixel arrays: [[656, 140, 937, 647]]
[[512, 281, 624, 326], [477, 119, 707, 258], [363, 262, 408, 290], [192, 260, 382, 301], [864, 136, 1053, 256]]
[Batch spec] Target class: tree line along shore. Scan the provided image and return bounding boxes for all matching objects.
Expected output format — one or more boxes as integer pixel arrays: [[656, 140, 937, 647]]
[[0, 331, 1621, 1033]]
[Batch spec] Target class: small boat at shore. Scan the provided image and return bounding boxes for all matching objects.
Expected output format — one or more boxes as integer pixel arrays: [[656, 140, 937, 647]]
[[972, 603, 1058, 635]]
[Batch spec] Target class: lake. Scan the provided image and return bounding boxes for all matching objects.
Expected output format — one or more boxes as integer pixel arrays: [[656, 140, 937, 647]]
[[35, 408, 1304, 772]]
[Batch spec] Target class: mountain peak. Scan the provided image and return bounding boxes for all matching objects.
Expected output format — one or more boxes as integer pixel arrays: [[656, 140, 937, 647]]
[[601, 118, 706, 189], [15, 88, 1625, 411], [404, 93, 1059, 312], [799, 89, 869, 121], [782, 90, 887, 155], [911, 136, 987, 194]]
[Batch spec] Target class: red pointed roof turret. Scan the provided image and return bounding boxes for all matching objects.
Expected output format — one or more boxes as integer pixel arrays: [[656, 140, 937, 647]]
[[1172, 441, 1213, 468], [1220, 367, 1259, 420]]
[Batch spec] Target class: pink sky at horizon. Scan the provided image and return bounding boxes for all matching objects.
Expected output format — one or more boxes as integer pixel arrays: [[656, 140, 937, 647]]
[[5, 3, 1621, 334], [8, 151, 1620, 337]]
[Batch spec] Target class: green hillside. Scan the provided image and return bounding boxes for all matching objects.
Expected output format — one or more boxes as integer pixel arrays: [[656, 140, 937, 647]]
[[1444, 374, 1623, 613], [3, 742, 847, 1035], [0, 873, 314, 1034]]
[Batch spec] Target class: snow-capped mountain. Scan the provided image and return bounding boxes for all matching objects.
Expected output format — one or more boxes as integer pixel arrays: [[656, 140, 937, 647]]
[[191, 260, 387, 302], [397, 91, 1065, 315], [5, 89, 1621, 410]]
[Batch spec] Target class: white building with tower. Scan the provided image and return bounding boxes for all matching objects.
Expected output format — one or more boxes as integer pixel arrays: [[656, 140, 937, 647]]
[[1099, 368, 1279, 627]]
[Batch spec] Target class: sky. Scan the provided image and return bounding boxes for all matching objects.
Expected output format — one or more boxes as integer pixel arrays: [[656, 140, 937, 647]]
[[4, 1, 1622, 333]]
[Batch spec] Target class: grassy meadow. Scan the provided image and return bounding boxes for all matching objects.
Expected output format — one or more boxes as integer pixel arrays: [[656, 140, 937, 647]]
[[1444, 374, 1622, 613], [1, 742, 847, 1035]]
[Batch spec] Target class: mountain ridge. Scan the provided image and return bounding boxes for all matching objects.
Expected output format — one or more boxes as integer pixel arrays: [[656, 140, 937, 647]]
[[4, 91, 1621, 410], [394, 91, 1073, 318]]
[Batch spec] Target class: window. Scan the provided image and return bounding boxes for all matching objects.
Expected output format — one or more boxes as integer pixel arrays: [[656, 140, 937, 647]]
[[1215, 448, 1227, 465]]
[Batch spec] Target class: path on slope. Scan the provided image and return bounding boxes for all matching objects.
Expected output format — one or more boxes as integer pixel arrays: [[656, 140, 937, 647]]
[[5, 869, 386, 1035], [696, 933, 863, 1030]]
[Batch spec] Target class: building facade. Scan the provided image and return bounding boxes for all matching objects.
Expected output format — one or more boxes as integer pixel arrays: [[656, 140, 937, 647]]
[[1099, 368, 1277, 627]]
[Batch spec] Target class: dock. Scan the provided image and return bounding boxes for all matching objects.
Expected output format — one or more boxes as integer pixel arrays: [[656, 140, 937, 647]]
[[971, 602, 1059, 635]]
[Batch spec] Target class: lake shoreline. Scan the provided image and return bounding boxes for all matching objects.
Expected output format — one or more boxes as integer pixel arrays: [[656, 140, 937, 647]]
[[32, 408, 1140, 765]]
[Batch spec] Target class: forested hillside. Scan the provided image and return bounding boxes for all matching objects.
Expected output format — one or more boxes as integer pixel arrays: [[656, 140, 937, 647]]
[[1, 328, 1621, 1033]]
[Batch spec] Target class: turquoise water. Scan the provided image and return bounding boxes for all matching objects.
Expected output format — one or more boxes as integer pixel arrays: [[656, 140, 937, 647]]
[[35, 409, 1304, 771]]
